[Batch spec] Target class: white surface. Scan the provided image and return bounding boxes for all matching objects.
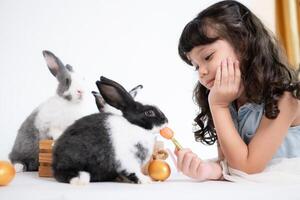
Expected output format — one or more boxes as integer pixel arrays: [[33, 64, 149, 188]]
[[222, 157, 300, 184], [1, 172, 300, 200], [0, 0, 275, 161]]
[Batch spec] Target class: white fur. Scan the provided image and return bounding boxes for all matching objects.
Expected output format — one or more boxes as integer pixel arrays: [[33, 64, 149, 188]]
[[63, 73, 86, 103], [35, 72, 92, 140], [70, 171, 90, 185], [106, 114, 164, 183], [35, 96, 89, 140], [14, 163, 25, 173], [102, 104, 122, 116]]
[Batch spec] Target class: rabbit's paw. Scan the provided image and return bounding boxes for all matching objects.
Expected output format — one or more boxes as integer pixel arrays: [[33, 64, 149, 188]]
[[70, 171, 90, 186], [14, 163, 25, 173], [138, 174, 153, 184]]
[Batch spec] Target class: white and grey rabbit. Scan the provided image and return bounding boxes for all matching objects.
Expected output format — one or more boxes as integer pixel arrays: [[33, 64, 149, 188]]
[[52, 76, 168, 184], [9, 50, 91, 172]]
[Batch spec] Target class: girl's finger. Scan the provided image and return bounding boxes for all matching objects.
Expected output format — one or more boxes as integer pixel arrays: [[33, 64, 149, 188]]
[[215, 63, 222, 88], [190, 156, 201, 176], [176, 148, 191, 171], [228, 58, 235, 87], [181, 152, 195, 174], [221, 59, 228, 86], [235, 61, 244, 97], [234, 60, 241, 86]]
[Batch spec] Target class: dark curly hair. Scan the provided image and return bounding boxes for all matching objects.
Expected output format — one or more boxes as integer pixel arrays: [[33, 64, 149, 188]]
[[178, 0, 300, 145]]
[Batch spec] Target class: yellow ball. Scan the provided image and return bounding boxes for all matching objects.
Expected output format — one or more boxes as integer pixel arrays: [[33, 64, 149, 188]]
[[0, 161, 15, 186], [148, 160, 171, 181]]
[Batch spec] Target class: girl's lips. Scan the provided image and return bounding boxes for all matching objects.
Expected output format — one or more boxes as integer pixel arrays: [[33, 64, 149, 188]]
[[206, 79, 215, 87]]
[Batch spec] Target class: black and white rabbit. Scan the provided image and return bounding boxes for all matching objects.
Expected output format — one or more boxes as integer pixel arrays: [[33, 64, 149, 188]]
[[52, 76, 168, 184], [9, 50, 92, 172]]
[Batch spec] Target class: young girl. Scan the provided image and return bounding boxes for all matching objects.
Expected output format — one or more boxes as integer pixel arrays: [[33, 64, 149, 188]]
[[175, 0, 300, 181]]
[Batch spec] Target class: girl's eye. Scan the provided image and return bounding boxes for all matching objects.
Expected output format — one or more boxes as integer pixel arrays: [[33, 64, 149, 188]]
[[205, 52, 214, 61], [145, 110, 156, 117]]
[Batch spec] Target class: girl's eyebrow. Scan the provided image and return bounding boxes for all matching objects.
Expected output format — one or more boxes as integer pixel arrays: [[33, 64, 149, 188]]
[[196, 46, 206, 54], [187, 46, 206, 60], [187, 45, 210, 61]]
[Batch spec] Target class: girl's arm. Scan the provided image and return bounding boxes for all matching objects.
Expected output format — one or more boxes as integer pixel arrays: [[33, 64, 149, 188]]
[[209, 58, 299, 174], [217, 141, 225, 161], [211, 92, 298, 173]]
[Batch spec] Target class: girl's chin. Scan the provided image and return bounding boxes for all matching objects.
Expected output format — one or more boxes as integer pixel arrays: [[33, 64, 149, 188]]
[[200, 81, 214, 89], [203, 85, 211, 90], [206, 81, 214, 89]]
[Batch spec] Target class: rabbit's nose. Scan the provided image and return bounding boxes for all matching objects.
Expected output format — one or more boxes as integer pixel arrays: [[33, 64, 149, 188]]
[[77, 90, 84, 95]]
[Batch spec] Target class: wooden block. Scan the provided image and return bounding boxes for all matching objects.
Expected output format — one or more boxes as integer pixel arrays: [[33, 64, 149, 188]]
[[39, 140, 54, 153], [39, 153, 52, 164], [38, 166, 53, 177], [39, 140, 54, 177]]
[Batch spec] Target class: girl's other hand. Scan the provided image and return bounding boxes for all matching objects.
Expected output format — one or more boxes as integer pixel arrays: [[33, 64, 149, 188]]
[[174, 148, 212, 181], [208, 57, 243, 108]]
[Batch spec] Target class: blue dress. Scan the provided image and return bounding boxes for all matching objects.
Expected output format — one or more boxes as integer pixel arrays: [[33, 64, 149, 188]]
[[229, 103, 300, 158]]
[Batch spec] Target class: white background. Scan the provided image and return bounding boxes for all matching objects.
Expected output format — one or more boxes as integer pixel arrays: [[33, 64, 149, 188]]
[[0, 0, 274, 160]]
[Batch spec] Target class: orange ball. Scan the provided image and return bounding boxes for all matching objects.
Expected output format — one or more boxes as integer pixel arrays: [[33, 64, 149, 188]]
[[148, 160, 171, 181], [160, 127, 174, 140], [0, 161, 15, 186]]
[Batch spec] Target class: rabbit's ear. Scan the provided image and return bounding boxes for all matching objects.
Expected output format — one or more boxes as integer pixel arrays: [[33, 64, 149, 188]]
[[96, 79, 133, 111], [99, 76, 128, 92], [65, 64, 74, 72], [128, 85, 143, 98], [91, 91, 105, 112], [42, 50, 65, 77]]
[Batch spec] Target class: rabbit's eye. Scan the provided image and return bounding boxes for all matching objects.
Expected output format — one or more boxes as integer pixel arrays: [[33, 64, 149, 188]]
[[65, 78, 70, 87], [145, 110, 155, 117]]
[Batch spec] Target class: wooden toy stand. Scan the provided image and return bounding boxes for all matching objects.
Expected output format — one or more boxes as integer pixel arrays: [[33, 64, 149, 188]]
[[38, 140, 53, 177]]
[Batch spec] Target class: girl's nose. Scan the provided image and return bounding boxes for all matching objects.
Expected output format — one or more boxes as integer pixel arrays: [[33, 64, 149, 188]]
[[199, 66, 208, 77]]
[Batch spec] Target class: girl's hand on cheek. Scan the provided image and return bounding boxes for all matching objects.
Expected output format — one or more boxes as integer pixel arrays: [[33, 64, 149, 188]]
[[174, 148, 212, 181], [208, 57, 242, 108]]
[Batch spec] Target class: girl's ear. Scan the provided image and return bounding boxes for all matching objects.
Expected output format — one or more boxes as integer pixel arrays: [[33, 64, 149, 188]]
[[186, 53, 191, 61]]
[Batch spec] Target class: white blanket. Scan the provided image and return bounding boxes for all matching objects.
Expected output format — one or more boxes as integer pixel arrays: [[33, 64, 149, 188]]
[[2, 171, 300, 200], [221, 157, 300, 184]]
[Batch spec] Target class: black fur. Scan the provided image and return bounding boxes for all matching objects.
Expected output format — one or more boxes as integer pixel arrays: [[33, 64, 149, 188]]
[[123, 103, 167, 130], [135, 143, 149, 165], [63, 94, 72, 101], [9, 111, 39, 171], [119, 170, 140, 183], [52, 113, 120, 183]]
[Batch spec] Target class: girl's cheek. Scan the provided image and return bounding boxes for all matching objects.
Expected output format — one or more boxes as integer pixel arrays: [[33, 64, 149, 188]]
[[198, 78, 204, 85], [197, 73, 202, 82]]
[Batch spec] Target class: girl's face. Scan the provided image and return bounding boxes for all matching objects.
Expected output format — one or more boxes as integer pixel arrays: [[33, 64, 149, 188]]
[[187, 39, 239, 89]]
